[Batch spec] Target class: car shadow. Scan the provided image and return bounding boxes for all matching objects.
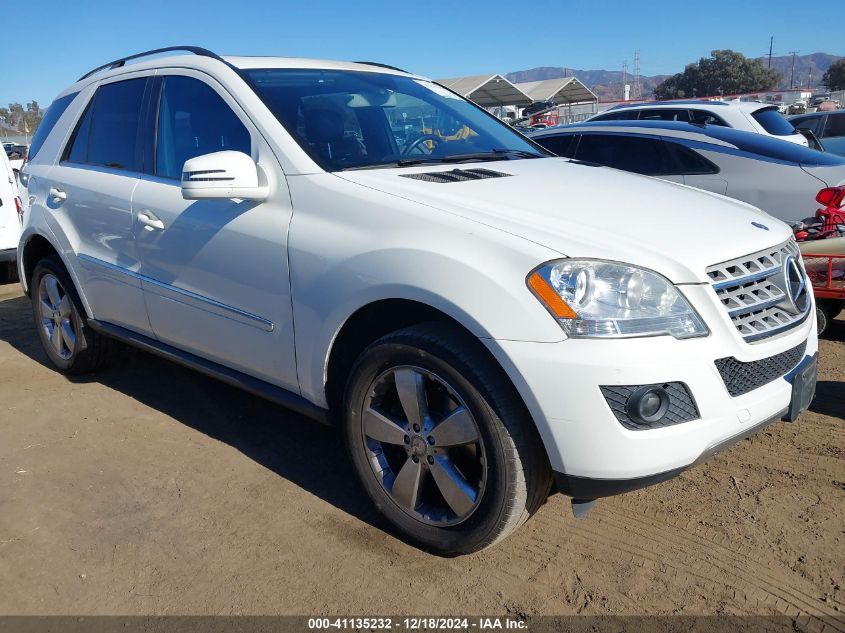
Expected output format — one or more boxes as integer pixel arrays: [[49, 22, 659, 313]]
[[0, 290, 396, 542], [810, 381, 845, 420]]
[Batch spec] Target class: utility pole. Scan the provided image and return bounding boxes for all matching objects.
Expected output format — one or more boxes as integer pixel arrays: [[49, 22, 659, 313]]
[[768, 36, 773, 68], [621, 61, 628, 101], [788, 51, 799, 89]]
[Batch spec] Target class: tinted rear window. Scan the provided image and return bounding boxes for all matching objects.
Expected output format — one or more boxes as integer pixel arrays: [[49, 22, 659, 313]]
[[534, 133, 577, 158], [575, 134, 671, 175], [637, 109, 690, 122], [28, 92, 78, 162], [592, 110, 635, 121], [663, 141, 719, 175], [65, 78, 147, 171], [752, 107, 798, 136]]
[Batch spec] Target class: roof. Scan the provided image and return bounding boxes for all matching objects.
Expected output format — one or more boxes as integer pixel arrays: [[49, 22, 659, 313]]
[[513, 78, 597, 104], [609, 99, 773, 113], [224, 56, 417, 75], [529, 120, 845, 166], [435, 74, 532, 107]]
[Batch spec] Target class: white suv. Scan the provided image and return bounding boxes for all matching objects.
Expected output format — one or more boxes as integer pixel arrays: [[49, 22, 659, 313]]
[[18, 48, 818, 554], [590, 100, 809, 146]]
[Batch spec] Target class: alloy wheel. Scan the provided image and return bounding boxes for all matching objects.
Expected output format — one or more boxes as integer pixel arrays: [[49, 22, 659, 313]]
[[361, 365, 487, 526], [38, 273, 76, 360]]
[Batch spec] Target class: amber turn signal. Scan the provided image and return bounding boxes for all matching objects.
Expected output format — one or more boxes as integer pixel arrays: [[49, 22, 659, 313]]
[[528, 272, 577, 319]]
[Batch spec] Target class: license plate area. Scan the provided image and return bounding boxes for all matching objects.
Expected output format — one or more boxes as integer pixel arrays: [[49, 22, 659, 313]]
[[784, 354, 818, 422]]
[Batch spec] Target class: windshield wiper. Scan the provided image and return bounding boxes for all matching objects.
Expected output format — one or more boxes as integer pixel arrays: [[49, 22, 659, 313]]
[[395, 149, 545, 167], [340, 149, 547, 170]]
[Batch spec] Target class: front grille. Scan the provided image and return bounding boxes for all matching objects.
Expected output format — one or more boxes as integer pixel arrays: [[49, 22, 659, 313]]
[[706, 240, 808, 343], [715, 341, 806, 397], [400, 168, 511, 183], [600, 383, 699, 431]]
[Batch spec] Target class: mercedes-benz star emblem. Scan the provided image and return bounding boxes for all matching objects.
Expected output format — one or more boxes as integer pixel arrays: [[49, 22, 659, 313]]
[[776, 255, 809, 315]]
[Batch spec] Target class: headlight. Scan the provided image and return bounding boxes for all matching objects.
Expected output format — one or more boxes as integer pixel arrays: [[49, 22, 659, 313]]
[[527, 260, 708, 339]]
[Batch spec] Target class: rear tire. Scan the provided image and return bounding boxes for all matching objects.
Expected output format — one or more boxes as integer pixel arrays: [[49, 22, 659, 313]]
[[0, 261, 17, 284], [343, 322, 551, 555], [30, 255, 119, 374]]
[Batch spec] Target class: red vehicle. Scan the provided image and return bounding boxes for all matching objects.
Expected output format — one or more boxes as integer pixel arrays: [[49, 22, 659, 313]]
[[797, 186, 845, 334], [802, 253, 845, 334]]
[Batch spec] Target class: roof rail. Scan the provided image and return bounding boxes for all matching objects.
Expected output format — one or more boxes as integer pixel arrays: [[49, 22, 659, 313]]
[[78, 46, 229, 81], [353, 61, 408, 73]]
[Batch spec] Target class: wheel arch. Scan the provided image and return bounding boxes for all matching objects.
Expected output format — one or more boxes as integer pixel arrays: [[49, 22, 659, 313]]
[[19, 232, 92, 318], [323, 298, 485, 412], [20, 232, 61, 297]]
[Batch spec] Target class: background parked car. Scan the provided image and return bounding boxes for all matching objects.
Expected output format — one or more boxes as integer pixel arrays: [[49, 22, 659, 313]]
[[588, 100, 809, 146], [790, 110, 845, 156], [529, 120, 845, 222], [0, 148, 21, 283], [4, 143, 27, 159]]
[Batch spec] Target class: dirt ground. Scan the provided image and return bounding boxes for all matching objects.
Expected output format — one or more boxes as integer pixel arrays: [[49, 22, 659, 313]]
[[0, 281, 843, 625]]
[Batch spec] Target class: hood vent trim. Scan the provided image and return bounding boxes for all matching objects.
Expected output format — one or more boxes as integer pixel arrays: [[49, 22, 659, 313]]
[[400, 168, 512, 183]]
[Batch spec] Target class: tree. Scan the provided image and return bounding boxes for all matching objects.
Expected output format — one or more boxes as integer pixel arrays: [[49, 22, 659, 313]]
[[822, 59, 845, 91], [0, 100, 43, 136], [653, 50, 782, 100]]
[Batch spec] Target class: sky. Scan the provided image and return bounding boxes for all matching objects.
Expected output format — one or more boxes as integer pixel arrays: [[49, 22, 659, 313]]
[[1, 0, 843, 107]]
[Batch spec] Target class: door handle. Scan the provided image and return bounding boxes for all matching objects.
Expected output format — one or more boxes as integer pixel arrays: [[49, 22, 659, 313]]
[[137, 209, 165, 231], [48, 186, 67, 204]]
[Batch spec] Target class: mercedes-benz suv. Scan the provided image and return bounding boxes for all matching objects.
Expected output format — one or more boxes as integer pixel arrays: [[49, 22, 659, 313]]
[[17, 47, 818, 555]]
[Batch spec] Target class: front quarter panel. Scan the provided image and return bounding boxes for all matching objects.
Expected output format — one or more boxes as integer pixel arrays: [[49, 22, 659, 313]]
[[287, 174, 566, 406]]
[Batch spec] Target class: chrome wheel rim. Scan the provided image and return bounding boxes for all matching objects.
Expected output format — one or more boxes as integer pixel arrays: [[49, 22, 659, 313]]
[[38, 274, 76, 360], [361, 365, 487, 527]]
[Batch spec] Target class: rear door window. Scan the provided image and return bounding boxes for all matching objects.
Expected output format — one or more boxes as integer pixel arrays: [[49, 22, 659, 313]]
[[751, 107, 798, 136], [662, 140, 719, 175], [637, 109, 690, 122], [574, 134, 671, 175], [592, 110, 635, 121], [689, 110, 728, 126], [65, 78, 147, 171]]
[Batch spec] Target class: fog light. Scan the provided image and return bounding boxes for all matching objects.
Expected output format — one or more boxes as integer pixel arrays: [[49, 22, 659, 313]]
[[626, 386, 670, 425]]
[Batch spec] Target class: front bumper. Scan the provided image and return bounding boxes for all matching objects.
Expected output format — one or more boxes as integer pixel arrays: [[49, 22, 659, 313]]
[[0, 247, 15, 263], [483, 284, 818, 484]]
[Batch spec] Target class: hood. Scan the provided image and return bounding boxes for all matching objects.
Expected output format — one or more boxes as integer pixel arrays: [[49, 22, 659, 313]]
[[337, 158, 792, 283]]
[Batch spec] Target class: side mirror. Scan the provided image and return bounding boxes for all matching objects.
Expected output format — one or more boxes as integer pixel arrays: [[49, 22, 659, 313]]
[[181, 151, 269, 201]]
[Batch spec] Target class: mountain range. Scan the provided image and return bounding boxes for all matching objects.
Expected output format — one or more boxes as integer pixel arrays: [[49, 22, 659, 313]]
[[505, 52, 842, 101]]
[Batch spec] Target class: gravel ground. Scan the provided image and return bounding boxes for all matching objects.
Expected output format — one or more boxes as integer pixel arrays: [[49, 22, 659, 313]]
[[0, 281, 843, 626]]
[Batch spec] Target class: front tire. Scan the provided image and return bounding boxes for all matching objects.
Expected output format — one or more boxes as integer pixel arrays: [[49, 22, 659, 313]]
[[816, 302, 831, 336], [343, 323, 551, 555], [31, 255, 119, 374]]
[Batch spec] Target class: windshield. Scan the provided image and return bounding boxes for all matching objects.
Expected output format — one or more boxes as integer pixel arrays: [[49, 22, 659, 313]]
[[751, 107, 799, 136], [244, 69, 547, 171]]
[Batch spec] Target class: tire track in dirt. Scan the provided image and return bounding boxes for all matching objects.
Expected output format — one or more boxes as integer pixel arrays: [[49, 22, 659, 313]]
[[582, 506, 844, 628], [489, 503, 842, 629]]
